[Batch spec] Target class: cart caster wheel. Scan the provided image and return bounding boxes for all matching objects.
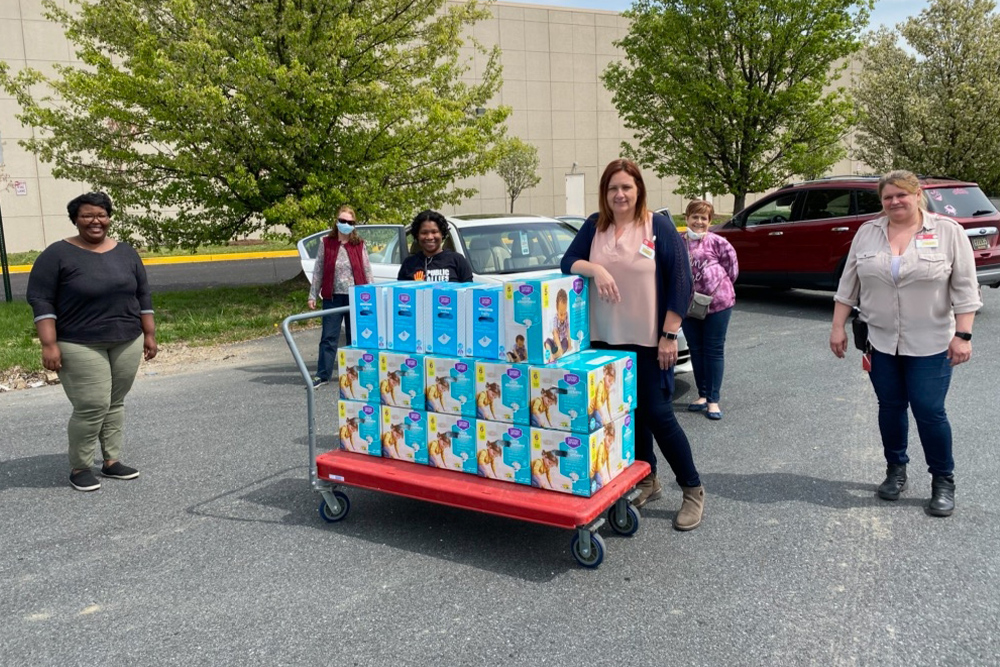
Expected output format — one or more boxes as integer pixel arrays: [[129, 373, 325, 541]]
[[570, 532, 605, 569], [608, 503, 640, 536], [319, 492, 350, 523]]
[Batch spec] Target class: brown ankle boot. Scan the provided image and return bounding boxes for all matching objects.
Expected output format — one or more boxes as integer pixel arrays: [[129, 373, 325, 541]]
[[674, 485, 704, 531], [634, 473, 663, 508]]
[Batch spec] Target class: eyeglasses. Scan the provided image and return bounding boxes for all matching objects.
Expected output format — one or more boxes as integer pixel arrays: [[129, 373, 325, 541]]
[[78, 214, 110, 223], [337, 218, 355, 225]]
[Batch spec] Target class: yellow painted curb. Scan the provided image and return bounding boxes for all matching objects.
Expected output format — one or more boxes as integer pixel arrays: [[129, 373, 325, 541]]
[[3, 250, 298, 274]]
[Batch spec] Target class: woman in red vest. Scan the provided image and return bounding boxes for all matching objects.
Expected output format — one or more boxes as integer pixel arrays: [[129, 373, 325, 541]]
[[307, 205, 373, 388]]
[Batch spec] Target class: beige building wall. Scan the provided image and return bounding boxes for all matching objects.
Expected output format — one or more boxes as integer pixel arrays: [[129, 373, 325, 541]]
[[0, 0, 863, 253]]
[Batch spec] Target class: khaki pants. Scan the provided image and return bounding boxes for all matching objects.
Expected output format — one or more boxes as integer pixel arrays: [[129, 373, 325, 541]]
[[57, 336, 143, 471]]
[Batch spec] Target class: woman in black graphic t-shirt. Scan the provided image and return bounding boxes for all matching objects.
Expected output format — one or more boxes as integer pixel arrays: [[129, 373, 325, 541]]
[[396, 210, 473, 283]]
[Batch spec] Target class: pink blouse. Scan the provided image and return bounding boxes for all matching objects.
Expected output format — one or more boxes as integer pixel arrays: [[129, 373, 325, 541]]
[[590, 218, 659, 347]]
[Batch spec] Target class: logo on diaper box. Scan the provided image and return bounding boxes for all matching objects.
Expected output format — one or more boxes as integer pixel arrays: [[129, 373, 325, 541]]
[[457, 419, 471, 429], [563, 374, 581, 385], [565, 437, 582, 448], [518, 285, 534, 295], [508, 427, 523, 438], [363, 353, 375, 363], [625, 358, 633, 370], [479, 296, 494, 307], [573, 278, 584, 294], [408, 411, 422, 422], [362, 405, 375, 416], [361, 293, 372, 302], [506, 369, 522, 379], [399, 294, 411, 303], [404, 358, 418, 368], [439, 296, 451, 305], [455, 363, 468, 372]]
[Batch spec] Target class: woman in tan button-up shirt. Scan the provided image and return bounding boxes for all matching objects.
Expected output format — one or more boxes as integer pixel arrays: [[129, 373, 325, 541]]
[[830, 170, 981, 518]]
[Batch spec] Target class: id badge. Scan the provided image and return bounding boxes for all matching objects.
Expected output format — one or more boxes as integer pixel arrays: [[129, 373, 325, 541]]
[[915, 233, 939, 249], [862, 353, 871, 373], [639, 239, 655, 260]]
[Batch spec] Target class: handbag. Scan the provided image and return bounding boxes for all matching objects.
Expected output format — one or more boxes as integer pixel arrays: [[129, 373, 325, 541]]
[[851, 309, 870, 352], [687, 292, 713, 320]]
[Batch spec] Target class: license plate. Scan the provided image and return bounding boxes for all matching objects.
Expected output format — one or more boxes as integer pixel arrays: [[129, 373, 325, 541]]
[[971, 236, 990, 250]]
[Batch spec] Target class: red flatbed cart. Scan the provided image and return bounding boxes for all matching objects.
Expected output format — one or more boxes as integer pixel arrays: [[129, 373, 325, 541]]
[[283, 310, 648, 568]]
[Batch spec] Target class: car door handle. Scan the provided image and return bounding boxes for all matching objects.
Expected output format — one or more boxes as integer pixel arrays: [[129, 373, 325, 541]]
[[768, 231, 783, 236], [832, 227, 850, 232]]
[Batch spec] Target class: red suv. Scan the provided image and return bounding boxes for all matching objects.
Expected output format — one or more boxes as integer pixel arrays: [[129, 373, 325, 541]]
[[714, 176, 1000, 290]]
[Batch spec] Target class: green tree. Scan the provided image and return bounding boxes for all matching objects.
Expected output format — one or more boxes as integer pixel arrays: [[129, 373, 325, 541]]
[[854, 0, 1000, 194], [602, 0, 871, 213], [0, 0, 508, 248], [495, 138, 541, 213]]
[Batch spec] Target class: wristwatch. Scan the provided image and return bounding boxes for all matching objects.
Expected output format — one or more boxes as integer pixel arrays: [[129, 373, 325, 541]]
[[661, 330, 680, 340], [954, 331, 972, 341]]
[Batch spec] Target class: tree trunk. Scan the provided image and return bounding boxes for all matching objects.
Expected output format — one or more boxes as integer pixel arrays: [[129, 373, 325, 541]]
[[733, 193, 747, 214]]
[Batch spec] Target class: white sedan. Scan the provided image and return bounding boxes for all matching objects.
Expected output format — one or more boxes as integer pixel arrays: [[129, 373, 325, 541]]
[[297, 213, 691, 372]]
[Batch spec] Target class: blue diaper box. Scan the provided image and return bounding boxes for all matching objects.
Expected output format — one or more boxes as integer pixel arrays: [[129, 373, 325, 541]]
[[464, 284, 505, 360], [421, 283, 471, 357], [349, 284, 386, 349], [337, 400, 381, 457], [337, 347, 379, 402], [475, 421, 530, 485], [384, 282, 436, 353], [426, 412, 478, 475], [380, 406, 428, 464], [528, 349, 636, 433], [424, 355, 476, 417], [504, 273, 589, 365], [378, 351, 425, 409], [530, 411, 635, 497], [474, 360, 529, 425]]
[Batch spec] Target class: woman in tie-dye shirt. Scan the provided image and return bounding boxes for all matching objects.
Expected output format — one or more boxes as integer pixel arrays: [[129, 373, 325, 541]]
[[681, 199, 739, 422]]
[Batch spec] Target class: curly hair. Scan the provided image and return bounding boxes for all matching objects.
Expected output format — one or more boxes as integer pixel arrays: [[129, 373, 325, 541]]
[[67, 192, 113, 223], [410, 210, 449, 239]]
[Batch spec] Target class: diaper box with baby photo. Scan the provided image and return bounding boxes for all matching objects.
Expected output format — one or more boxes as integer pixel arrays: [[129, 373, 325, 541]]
[[426, 412, 478, 475], [380, 405, 428, 464], [337, 347, 379, 402], [475, 421, 530, 485], [474, 360, 529, 425], [503, 273, 589, 365], [464, 284, 505, 360], [378, 351, 426, 409], [337, 400, 381, 457], [424, 356, 476, 417], [529, 411, 635, 497], [528, 349, 636, 433]]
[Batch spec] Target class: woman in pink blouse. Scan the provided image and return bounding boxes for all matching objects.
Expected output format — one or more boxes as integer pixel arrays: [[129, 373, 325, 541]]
[[307, 205, 374, 389], [561, 159, 704, 531], [681, 200, 739, 420]]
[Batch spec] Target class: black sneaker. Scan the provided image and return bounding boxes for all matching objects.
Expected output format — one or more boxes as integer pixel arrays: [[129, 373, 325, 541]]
[[312, 376, 328, 388], [70, 469, 101, 492], [100, 461, 140, 480]]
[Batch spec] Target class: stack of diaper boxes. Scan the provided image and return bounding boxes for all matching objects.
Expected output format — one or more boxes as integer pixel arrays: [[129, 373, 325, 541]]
[[336, 274, 636, 497]]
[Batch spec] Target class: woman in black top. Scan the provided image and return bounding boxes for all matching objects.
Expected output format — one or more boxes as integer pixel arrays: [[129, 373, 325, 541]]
[[396, 210, 473, 282], [26, 192, 156, 492]]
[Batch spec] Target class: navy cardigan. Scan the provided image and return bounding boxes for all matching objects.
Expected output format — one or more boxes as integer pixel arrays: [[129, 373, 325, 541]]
[[561, 212, 693, 386]]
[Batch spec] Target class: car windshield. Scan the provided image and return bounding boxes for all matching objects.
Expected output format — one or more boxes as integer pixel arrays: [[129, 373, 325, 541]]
[[457, 222, 578, 275], [925, 186, 997, 217]]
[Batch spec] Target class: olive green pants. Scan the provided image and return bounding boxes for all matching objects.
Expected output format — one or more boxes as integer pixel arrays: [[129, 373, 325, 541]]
[[57, 336, 143, 471]]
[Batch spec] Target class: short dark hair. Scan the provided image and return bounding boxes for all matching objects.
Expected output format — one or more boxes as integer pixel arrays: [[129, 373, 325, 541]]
[[410, 210, 448, 239], [67, 192, 113, 223]]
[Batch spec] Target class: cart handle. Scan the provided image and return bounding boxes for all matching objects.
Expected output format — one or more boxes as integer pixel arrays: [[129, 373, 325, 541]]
[[281, 306, 351, 491]]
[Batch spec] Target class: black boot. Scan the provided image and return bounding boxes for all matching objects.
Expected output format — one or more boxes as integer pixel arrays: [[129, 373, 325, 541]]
[[927, 475, 956, 517], [877, 463, 907, 500]]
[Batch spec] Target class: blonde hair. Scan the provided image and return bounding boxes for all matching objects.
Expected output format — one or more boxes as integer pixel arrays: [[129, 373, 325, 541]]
[[878, 170, 927, 211]]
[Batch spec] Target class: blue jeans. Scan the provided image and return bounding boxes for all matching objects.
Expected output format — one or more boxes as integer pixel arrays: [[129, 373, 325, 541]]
[[592, 342, 701, 487], [868, 348, 954, 477], [316, 295, 351, 381], [681, 306, 732, 403]]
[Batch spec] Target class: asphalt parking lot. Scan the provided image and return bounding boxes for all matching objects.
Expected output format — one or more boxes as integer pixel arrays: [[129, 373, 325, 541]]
[[2, 286, 998, 666]]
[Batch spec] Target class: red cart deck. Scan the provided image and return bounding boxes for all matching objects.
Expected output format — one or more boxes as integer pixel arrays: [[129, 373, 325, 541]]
[[315, 449, 650, 530]]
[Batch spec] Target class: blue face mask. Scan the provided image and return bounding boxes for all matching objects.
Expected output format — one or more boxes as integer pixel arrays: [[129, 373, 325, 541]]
[[337, 222, 355, 235]]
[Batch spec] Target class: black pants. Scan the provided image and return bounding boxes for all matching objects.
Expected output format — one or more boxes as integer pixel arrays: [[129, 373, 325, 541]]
[[592, 341, 701, 487]]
